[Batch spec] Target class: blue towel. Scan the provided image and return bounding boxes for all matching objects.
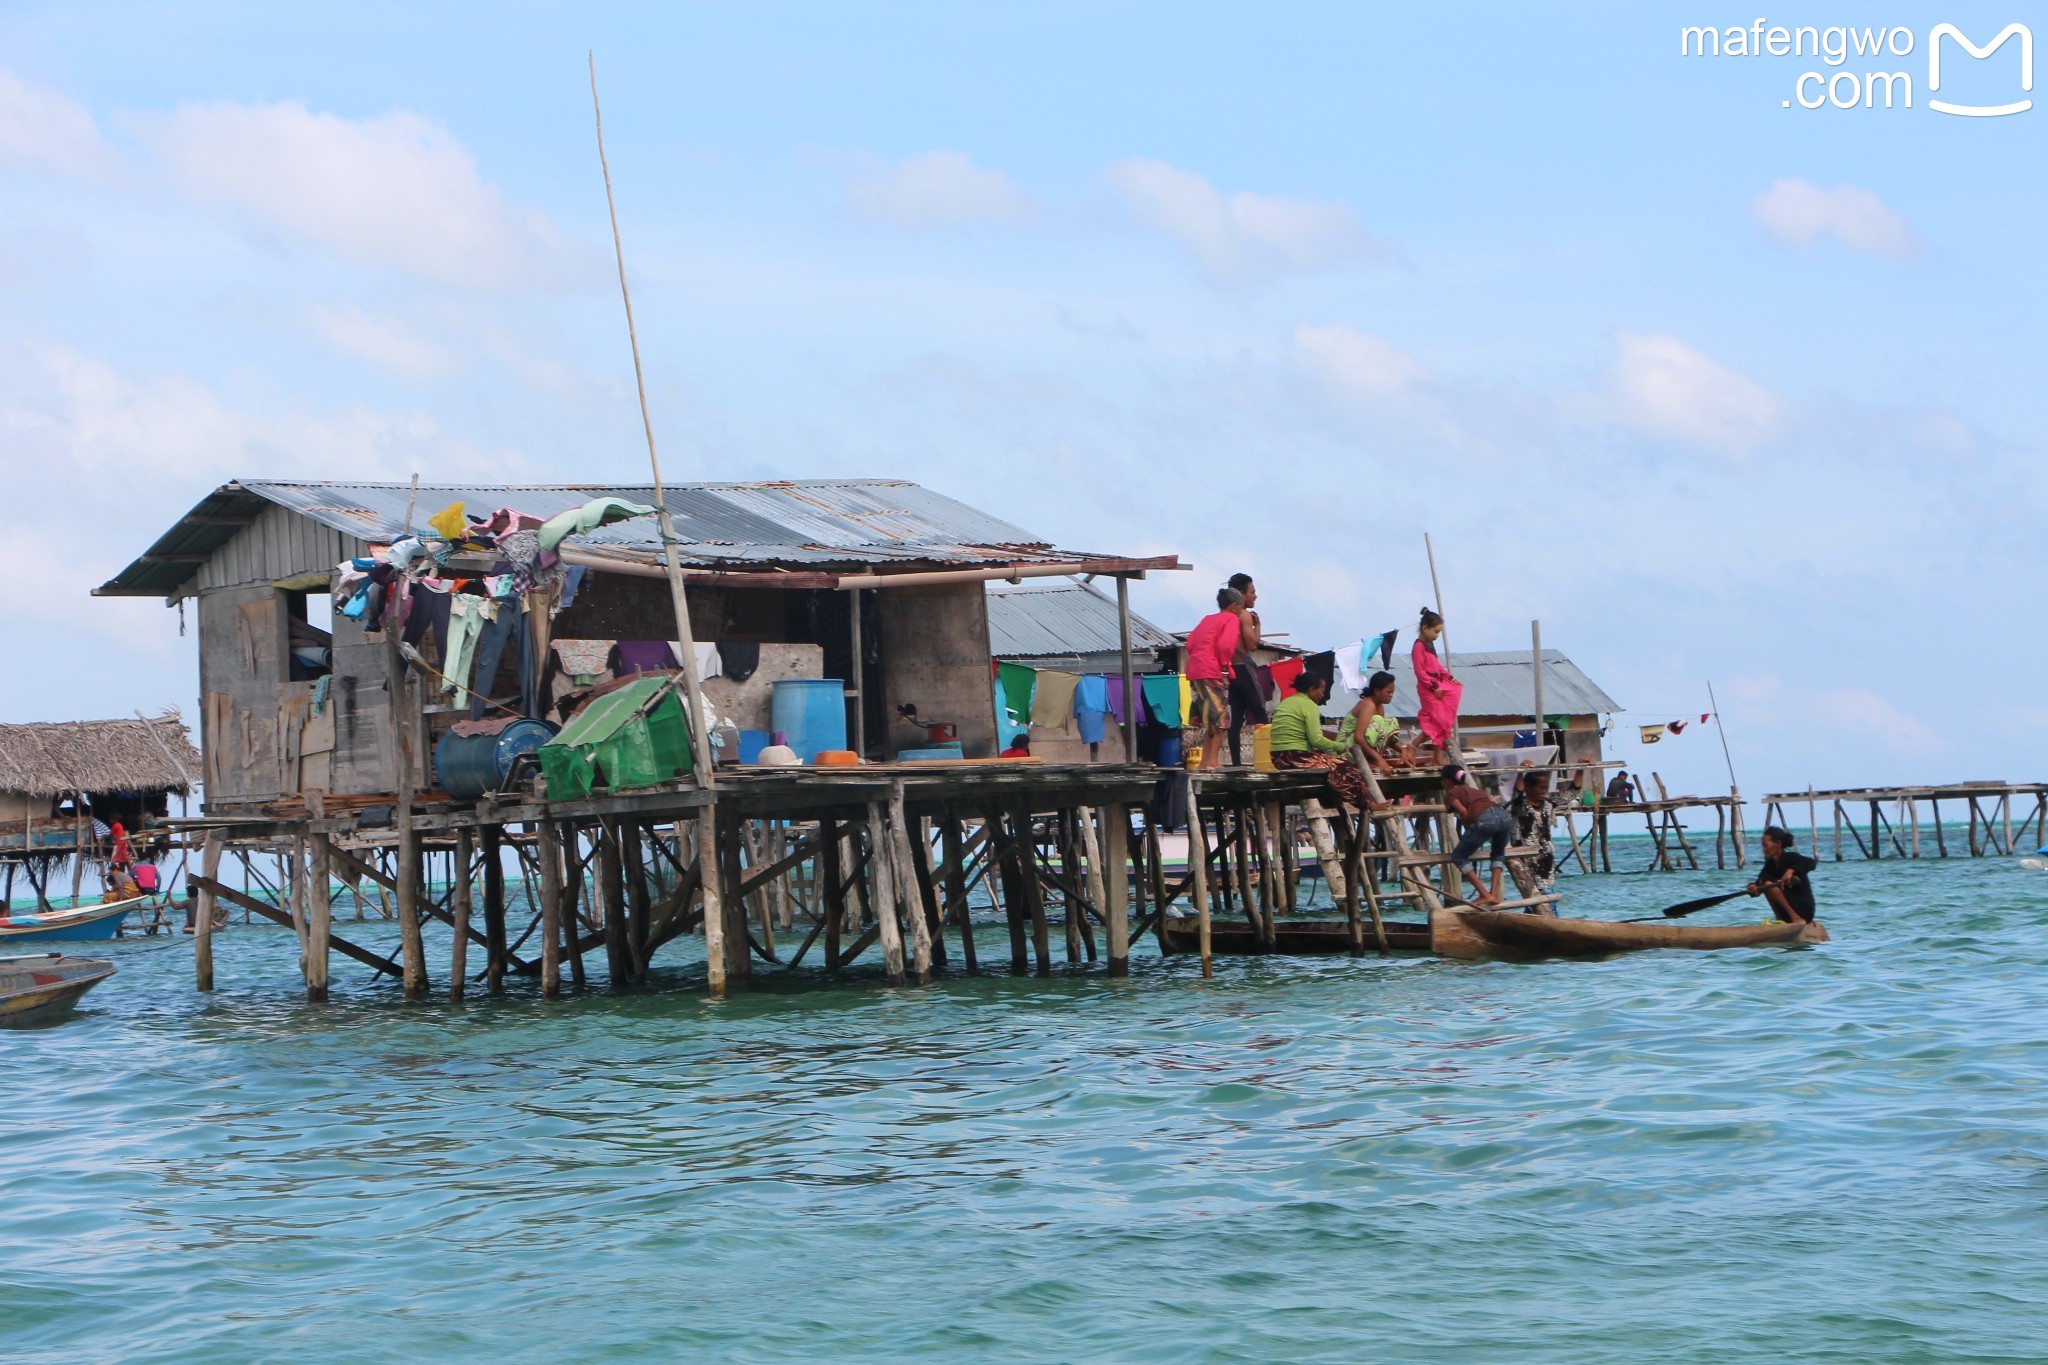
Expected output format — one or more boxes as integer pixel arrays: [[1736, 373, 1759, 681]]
[[1074, 675, 1110, 715]]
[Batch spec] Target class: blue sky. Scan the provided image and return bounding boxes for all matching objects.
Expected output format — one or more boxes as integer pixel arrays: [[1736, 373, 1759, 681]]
[[2, 1, 2043, 804]]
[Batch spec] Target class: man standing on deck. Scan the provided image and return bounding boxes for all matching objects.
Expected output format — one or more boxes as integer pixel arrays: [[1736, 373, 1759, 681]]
[[1748, 826, 1819, 924]]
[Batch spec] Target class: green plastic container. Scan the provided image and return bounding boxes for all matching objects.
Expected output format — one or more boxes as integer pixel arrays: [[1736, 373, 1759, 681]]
[[539, 676, 693, 801]]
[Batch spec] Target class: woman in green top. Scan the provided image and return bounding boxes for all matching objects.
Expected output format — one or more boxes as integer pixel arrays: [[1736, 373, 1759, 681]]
[[1268, 672, 1370, 808]]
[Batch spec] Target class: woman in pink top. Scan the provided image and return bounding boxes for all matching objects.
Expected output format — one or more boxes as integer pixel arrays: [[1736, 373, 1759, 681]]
[[1184, 587, 1244, 770], [1412, 607, 1463, 752]]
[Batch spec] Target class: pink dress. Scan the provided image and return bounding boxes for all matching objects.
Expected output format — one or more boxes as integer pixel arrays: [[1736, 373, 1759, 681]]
[[1412, 638, 1463, 746]]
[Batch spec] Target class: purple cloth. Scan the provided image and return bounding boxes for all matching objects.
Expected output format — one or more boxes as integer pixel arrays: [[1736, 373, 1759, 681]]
[[1106, 676, 1127, 725], [615, 640, 677, 676]]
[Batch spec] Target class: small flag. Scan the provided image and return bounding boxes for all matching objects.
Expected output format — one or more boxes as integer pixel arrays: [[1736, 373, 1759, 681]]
[[1639, 724, 1663, 744], [1667, 720, 1688, 735]]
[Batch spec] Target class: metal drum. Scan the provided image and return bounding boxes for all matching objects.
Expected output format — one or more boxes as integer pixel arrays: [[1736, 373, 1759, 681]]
[[434, 719, 558, 800]]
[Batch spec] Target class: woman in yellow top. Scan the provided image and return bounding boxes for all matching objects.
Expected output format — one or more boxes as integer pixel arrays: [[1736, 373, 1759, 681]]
[[1267, 672, 1370, 808], [1348, 670, 1414, 774]]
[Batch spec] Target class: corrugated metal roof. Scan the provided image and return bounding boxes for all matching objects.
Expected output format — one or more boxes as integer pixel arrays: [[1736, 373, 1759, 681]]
[[1318, 649, 1621, 720], [98, 478, 1124, 597], [987, 583, 1178, 660]]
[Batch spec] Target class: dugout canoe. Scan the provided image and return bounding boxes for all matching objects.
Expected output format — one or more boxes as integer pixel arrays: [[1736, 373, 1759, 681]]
[[1436, 906, 1828, 960], [0, 895, 143, 943], [0, 954, 117, 1025]]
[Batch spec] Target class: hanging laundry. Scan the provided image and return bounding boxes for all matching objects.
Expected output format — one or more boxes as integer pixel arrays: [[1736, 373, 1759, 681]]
[[1255, 664, 1275, 704], [1074, 674, 1110, 718], [1302, 650, 1337, 685], [1377, 629, 1399, 671], [1105, 675, 1128, 726], [997, 662, 1036, 728], [720, 642, 761, 683], [1140, 673, 1182, 728], [1700, 712, 1711, 724], [693, 643, 722, 681], [616, 640, 678, 676], [402, 586, 452, 660], [469, 607, 522, 719], [1074, 710, 1106, 746], [1667, 719, 1688, 735], [557, 564, 588, 611], [1639, 724, 1664, 744], [1269, 657, 1306, 696], [441, 596, 490, 707], [994, 677, 1029, 747], [427, 501, 468, 541], [1030, 670, 1081, 731], [552, 639, 614, 678], [1178, 674, 1192, 729], [1333, 641, 1367, 693], [537, 496, 659, 552]]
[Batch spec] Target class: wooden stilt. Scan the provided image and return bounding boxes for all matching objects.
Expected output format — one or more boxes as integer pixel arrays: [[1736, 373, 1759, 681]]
[[600, 820, 628, 986], [696, 811, 729, 997], [622, 821, 652, 980], [1014, 806, 1051, 975], [1058, 810, 1085, 965], [306, 833, 332, 1002], [865, 801, 908, 986], [821, 817, 844, 971], [1146, 818, 1171, 954], [1102, 802, 1130, 977], [888, 783, 933, 986], [943, 812, 978, 975], [481, 824, 506, 991], [1189, 787, 1213, 979], [563, 826, 589, 988], [450, 827, 472, 1003], [538, 819, 564, 1000]]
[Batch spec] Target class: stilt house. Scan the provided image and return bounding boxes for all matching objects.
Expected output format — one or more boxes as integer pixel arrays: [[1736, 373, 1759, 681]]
[[98, 479, 1178, 813]]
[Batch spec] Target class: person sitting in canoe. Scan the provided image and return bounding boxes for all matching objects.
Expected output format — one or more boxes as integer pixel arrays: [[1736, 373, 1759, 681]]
[[1442, 765, 1511, 907], [1748, 826, 1819, 924]]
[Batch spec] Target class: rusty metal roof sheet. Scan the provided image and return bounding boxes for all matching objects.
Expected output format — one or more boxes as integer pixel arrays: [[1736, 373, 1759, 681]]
[[98, 478, 1123, 597]]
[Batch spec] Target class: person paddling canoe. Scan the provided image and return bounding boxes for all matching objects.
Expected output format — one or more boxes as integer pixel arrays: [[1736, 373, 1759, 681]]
[[1749, 826, 1819, 924]]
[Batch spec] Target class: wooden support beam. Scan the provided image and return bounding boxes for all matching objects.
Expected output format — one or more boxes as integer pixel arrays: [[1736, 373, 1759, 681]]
[[865, 801, 908, 986], [888, 783, 933, 985], [307, 835, 333, 1002], [1188, 790, 1213, 978], [194, 833, 223, 992], [191, 875, 403, 980], [1102, 802, 1130, 977], [537, 819, 564, 999], [696, 812, 729, 998], [942, 813, 978, 976], [450, 828, 472, 1002], [600, 820, 628, 987]]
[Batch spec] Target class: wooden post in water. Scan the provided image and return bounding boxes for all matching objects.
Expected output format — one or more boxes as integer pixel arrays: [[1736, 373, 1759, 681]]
[[537, 818, 564, 999], [888, 784, 933, 985], [865, 801, 908, 986], [599, 820, 628, 986], [450, 827, 472, 1003], [307, 833, 333, 1003], [481, 824, 506, 991], [1189, 788, 1213, 979], [194, 833, 223, 992], [696, 811, 729, 997], [1014, 804, 1052, 975], [1102, 802, 1130, 977], [942, 813, 978, 975]]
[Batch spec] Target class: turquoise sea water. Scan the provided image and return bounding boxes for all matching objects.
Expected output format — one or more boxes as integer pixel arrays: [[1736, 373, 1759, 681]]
[[7, 849, 2048, 1361]]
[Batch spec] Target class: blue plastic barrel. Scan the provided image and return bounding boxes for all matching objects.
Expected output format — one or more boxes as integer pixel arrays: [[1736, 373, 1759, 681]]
[[771, 679, 848, 764], [435, 720, 558, 800], [737, 729, 770, 764]]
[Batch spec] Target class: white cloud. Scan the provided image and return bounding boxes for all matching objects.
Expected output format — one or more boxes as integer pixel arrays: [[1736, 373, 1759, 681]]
[[126, 100, 582, 289], [846, 150, 1034, 228], [0, 67, 111, 177], [1815, 687, 1940, 753], [1107, 157, 1381, 285], [310, 304, 457, 380], [1750, 177, 1919, 261], [1293, 322, 1431, 399], [1599, 331, 1786, 454]]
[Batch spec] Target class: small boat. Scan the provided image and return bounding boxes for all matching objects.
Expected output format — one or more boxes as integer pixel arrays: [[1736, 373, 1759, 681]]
[[1437, 906, 1828, 960], [0, 896, 144, 943], [1159, 916, 1433, 955], [0, 954, 117, 1025]]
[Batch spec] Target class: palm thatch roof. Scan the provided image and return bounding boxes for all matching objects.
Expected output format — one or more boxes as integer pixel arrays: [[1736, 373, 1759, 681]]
[[0, 711, 201, 797]]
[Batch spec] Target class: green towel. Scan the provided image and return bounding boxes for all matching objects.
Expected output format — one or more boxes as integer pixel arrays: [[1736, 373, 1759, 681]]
[[1140, 673, 1181, 727], [997, 662, 1036, 726]]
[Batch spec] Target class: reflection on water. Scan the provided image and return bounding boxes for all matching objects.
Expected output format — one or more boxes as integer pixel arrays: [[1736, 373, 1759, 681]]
[[7, 855, 2048, 1360]]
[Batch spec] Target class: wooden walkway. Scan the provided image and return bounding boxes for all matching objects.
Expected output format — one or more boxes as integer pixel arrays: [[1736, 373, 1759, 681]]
[[1762, 783, 2048, 860]]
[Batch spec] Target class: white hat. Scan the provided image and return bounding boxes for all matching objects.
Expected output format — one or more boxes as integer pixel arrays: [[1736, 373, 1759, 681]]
[[755, 744, 801, 767]]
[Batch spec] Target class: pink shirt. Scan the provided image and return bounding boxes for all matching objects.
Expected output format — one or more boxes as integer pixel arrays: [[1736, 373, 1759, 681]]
[[1185, 611, 1241, 682]]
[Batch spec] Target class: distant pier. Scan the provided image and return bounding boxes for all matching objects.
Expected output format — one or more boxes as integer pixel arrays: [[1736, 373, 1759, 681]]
[[1762, 783, 2048, 860]]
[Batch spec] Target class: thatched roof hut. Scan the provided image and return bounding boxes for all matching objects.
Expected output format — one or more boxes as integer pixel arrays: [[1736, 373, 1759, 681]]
[[0, 712, 201, 799]]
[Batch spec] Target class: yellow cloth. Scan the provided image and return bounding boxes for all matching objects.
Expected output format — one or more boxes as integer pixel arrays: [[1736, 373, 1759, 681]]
[[428, 501, 468, 540], [1029, 670, 1081, 733], [1178, 674, 1192, 726]]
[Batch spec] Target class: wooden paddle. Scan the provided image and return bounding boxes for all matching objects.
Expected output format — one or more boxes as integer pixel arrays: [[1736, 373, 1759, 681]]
[[1624, 889, 1748, 923]]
